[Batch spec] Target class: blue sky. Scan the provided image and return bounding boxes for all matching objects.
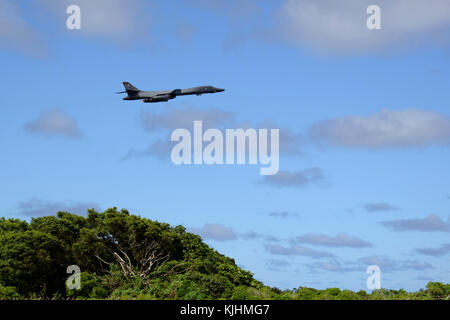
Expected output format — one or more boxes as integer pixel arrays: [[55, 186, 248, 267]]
[[1, 0, 450, 291]]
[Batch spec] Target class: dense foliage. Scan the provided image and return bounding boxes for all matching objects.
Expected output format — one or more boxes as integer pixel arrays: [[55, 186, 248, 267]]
[[0, 208, 448, 300]]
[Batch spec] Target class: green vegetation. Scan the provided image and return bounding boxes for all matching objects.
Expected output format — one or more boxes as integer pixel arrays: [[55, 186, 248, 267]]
[[0, 208, 448, 300]]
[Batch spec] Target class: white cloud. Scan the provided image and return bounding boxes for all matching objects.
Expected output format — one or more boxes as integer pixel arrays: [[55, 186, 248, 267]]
[[0, 0, 152, 54], [308, 260, 360, 273], [0, 0, 46, 56], [264, 243, 334, 259], [401, 260, 434, 271], [266, 259, 291, 271], [381, 214, 450, 232], [363, 202, 399, 213], [314, 256, 435, 273], [310, 109, 450, 149], [296, 233, 373, 248], [308, 256, 435, 273], [183, 0, 263, 50], [262, 168, 325, 188], [141, 107, 235, 133], [25, 108, 82, 139], [278, 0, 450, 54], [17, 198, 101, 217], [357, 255, 398, 272], [268, 211, 299, 219], [241, 231, 279, 242], [128, 108, 302, 160], [188, 223, 237, 241], [415, 243, 450, 256], [37, 0, 151, 41], [278, 129, 304, 156]]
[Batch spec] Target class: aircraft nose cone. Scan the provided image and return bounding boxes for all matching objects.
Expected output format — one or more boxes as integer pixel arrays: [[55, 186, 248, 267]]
[[216, 88, 225, 92]]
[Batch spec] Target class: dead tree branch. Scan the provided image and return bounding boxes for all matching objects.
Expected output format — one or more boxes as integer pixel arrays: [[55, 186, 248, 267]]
[[96, 239, 171, 281]]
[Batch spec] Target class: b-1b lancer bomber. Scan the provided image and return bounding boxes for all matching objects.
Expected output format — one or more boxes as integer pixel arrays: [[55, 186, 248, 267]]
[[116, 82, 225, 103]]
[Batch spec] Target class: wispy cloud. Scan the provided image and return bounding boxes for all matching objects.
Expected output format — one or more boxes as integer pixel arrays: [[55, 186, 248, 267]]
[[124, 107, 235, 160], [261, 168, 325, 188], [381, 214, 450, 232], [1, 0, 154, 55], [309, 109, 450, 149], [363, 202, 399, 213], [277, 0, 450, 54], [183, 0, 264, 50], [415, 243, 450, 257], [267, 211, 299, 219], [126, 107, 303, 160], [241, 231, 279, 243], [0, 0, 47, 56], [416, 275, 438, 282], [278, 129, 304, 157], [309, 256, 434, 273], [356, 256, 433, 273], [141, 107, 235, 133], [187, 223, 238, 241], [17, 198, 101, 217], [401, 260, 434, 271], [307, 260, 361, 273], [296, 233, 373, 248], [264, 243, 334, 259], [24, 108, 82, 139], [266, 259, 291, 271], [357, 255, 399, 272], [122, 139, 173, 160], [37, 0, 152, 43], [188, 224, 279, 243]]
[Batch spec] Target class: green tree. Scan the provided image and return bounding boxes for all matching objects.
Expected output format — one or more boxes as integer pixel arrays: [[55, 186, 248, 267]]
[[426, 282, 446, 300], [0, 230, 66, 296]]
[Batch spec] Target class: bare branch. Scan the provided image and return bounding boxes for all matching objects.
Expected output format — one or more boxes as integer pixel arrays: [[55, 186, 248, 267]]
[[96, 238, 171, 282]]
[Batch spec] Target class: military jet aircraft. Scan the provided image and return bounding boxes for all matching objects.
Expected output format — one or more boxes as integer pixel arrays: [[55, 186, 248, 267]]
[[116, 82, 225, 103]]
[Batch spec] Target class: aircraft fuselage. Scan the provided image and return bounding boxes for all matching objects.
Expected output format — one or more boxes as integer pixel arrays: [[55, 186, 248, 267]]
[[120, 83, 225, 103]]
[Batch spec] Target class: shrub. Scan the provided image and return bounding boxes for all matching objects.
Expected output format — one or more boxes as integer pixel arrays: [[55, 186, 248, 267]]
[[0, 285, 21, 300]]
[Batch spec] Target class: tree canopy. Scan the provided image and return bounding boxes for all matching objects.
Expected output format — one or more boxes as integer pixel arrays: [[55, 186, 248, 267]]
[[0, 209, 448, 300]]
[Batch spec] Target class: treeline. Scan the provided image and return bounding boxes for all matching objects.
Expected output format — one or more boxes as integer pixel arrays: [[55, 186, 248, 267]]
[[0, 208, 448, 300]]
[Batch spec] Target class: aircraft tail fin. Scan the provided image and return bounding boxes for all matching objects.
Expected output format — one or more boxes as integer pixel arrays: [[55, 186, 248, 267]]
[[123, 82, 140, 97]]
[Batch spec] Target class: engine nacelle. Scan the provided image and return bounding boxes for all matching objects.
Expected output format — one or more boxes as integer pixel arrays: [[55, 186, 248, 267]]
[[143, 96, 170, 103]]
